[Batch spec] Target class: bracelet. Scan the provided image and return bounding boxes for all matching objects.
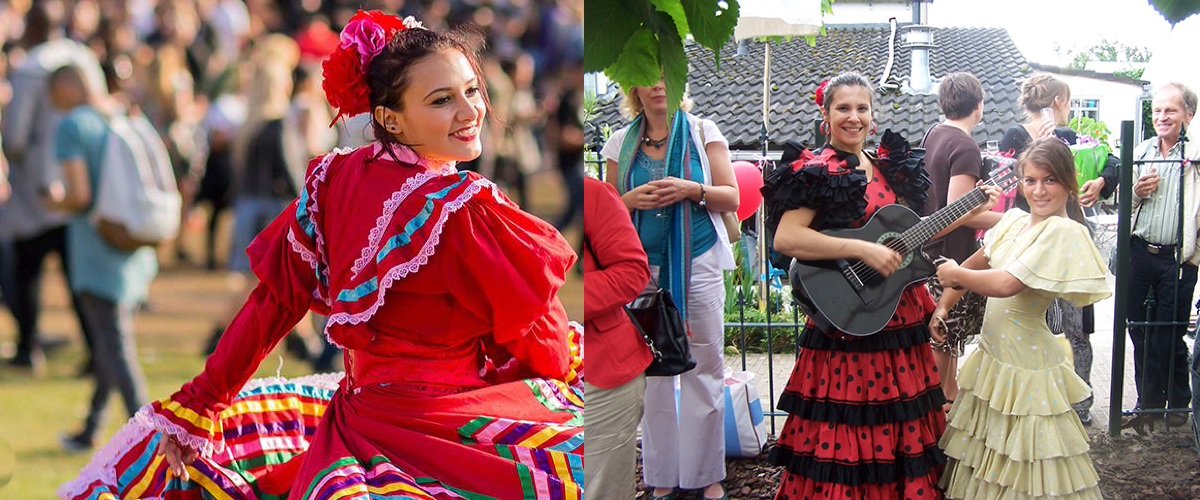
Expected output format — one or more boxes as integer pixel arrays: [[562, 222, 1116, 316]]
[[697, 183, 707, 207]]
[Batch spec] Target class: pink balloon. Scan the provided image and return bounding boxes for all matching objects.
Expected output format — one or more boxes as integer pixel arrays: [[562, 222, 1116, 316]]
[[731, 160, 763, 221]]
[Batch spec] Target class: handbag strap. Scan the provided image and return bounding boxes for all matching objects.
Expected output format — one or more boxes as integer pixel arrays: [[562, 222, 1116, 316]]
[[583, 235, 665, 360]]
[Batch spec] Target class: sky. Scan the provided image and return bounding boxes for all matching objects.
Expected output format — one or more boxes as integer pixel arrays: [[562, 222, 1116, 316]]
[[917, 0, 1186, 67]]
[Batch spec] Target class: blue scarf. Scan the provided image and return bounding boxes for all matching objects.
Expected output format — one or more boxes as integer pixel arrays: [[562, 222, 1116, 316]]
[[616, 111, 695, 326]]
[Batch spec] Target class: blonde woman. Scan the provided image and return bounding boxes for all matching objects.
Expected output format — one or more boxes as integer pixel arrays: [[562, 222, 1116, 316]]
[[600, 79, 737, 500]]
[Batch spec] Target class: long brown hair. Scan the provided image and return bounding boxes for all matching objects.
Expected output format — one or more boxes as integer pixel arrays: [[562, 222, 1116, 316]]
[[1016, 136, 1085, 225]]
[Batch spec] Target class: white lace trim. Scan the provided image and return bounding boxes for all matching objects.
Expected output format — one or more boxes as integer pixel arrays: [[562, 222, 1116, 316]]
[[286, 227, 329, 304], [56, 409, 156, 500], [327, 178, 495, 327], [304, 149, 350, 305], [350, 168, 457, 278], [56, 373, 347, 500]]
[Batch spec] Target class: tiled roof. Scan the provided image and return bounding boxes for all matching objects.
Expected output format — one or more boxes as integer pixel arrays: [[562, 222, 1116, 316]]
[[589, 24, 1035, 151]]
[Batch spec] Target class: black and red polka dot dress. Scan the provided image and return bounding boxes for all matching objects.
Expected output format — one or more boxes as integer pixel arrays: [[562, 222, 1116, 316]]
[[761, 133, 947, 500]]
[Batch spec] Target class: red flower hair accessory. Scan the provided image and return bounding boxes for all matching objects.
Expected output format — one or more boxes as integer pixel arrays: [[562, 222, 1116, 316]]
[[814, 79, 831, 107], [322, 10, 424, 124]]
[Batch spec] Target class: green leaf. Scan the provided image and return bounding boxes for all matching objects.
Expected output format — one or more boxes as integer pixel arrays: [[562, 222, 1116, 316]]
[[650, 0, 689, 40], [1148, 0, 1200, 25], [681, 0, 740, 67], [605, 28, 662, 90], [584, 1, 642, 73], [659, 26, 688, 120]]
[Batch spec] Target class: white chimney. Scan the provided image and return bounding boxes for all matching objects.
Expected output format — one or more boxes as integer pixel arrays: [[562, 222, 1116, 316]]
[[900, 0, 935, 94]]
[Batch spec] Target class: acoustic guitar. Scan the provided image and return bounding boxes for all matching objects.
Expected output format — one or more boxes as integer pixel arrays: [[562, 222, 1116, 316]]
[[788, 167, 1019, 335]]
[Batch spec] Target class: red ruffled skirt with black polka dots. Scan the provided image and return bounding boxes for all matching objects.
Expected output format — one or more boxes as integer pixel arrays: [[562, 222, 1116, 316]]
[[771, 285, 947, 500]]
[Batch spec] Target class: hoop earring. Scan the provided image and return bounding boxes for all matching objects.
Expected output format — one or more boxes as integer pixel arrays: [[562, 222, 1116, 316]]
[[820, 121, 830, 136], [869, 122, 877, 135]]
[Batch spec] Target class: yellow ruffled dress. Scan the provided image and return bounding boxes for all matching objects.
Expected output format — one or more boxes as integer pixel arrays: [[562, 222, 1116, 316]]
[[939, 211, 1111, 500]]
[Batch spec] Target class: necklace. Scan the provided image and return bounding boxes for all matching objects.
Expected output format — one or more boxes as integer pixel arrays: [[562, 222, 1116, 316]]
[[641, 133, 667, 149]]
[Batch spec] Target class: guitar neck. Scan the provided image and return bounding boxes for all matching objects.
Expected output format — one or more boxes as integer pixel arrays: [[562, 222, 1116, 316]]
[[900, 181, 995, 251]]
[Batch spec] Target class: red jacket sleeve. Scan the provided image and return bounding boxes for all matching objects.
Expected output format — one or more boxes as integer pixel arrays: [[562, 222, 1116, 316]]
[[584, 178, 650, 318], [445, 190, 577, 381], [139, 159, 329, 456]]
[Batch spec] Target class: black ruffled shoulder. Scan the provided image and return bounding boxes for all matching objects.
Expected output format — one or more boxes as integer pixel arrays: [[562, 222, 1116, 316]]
[[874, 129, 931, 211], [761, 144, 868, 236]]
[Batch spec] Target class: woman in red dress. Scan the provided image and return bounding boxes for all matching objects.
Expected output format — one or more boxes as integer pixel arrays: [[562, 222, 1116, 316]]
[[58, 11, 582, 500], [761, 72, 996, 499]]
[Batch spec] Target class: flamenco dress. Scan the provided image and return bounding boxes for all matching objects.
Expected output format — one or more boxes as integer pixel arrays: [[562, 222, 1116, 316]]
[[762, 132, 947, 500], [939, 211, 1109, 499], [58, 143, 585, 500]]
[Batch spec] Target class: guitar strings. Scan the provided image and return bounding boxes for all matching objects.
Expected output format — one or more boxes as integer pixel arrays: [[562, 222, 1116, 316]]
[[835, 169, 1015, 283]]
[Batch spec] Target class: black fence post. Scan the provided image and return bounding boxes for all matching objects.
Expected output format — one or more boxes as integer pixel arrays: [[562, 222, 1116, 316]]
[[1109, 120, 1133, 436]]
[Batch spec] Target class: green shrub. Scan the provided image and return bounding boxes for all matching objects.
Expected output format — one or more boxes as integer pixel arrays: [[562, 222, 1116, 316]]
[[724, 301, 806, 353], [722, 240, 807, 353]]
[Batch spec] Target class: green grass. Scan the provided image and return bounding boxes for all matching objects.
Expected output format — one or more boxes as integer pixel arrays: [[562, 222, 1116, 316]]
[[0, 341, 315, 499]]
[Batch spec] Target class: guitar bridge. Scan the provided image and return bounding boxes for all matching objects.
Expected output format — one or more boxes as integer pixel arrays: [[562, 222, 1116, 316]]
[[837, 259, 874, 305]]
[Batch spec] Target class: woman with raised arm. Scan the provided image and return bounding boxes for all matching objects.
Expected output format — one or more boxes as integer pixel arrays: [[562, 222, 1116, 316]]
[[58, 11, 582, 500]]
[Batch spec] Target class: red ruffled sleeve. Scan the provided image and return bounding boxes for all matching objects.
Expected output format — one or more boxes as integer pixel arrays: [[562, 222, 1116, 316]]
[[444, 191, 577, 381], [137, 154, 335, 456]]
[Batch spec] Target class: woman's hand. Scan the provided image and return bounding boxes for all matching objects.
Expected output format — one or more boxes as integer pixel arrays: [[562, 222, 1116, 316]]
[[1079, 178, 1106, 207], [621, 183, 662, 211], [646, 177, 700, 207], [857, 240, 903, 277], [967, 182, 1002, 217], [1034, 119, 1056, 138], [929, 306, 950, 344], [157, 433, 199, 481], [936, 258, 962, 289]]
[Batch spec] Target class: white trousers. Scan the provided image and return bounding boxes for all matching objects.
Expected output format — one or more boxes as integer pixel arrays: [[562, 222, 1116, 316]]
[[640, 246, 727, 489]]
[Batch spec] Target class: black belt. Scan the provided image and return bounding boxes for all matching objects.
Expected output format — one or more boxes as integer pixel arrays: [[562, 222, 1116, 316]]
[[1133, 236, 1177, 255]]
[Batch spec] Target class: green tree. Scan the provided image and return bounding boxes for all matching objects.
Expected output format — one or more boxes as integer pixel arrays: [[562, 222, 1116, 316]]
[[1058, 38, 1152, 76], [584, 0, 741, 118]]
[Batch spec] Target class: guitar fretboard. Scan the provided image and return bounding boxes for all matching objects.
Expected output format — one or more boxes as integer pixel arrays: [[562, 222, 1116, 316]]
[[898, 177, 1003, 252]]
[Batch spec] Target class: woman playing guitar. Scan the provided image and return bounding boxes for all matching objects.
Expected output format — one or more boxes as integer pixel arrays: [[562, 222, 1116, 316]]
[[762, 72, 999, 499]]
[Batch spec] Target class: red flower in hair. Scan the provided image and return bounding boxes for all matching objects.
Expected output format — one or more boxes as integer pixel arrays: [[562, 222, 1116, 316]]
[[814, 79, 831, 107], [322, 47, 372, 121], [322, 10, 424, 124]]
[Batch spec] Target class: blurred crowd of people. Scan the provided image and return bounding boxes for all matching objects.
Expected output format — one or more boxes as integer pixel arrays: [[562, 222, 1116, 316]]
[[0, 0, 584, 378]]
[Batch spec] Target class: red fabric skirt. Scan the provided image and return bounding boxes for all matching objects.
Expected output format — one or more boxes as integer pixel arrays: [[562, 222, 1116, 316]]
[[771, 291, 947, 500]]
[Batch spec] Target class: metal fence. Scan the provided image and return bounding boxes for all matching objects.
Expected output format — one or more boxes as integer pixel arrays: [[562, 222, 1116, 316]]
[[587, 119, 1200, 449]]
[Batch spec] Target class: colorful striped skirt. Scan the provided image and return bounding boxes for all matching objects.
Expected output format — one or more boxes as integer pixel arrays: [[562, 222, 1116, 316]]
[[57, 373, 584, 500]]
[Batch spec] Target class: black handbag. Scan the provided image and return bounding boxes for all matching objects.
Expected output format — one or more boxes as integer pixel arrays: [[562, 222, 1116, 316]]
[[625, 286, 696, 377]]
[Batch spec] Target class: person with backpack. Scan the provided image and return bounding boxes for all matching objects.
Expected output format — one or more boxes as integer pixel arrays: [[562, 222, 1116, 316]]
[[0, 3, 106, 375], [42, 63, 158, 450]]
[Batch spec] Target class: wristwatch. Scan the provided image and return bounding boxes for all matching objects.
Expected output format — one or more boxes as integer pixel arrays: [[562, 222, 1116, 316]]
[[697, 183, 707, 207]]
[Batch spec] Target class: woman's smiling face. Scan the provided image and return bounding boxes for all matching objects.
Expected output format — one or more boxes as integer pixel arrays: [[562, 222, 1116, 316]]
[[822, 84, 872, 152]]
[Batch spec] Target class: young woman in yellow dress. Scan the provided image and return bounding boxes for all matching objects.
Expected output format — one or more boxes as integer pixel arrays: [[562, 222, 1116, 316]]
[[932, 136, 1110, 499]]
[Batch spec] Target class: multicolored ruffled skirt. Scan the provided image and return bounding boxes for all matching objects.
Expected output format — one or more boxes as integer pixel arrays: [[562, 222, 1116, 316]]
[[57, 372, 583, 500]]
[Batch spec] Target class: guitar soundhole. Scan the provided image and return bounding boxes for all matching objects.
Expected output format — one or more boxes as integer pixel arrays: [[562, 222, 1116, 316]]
[[877, 232, 913, 269]]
